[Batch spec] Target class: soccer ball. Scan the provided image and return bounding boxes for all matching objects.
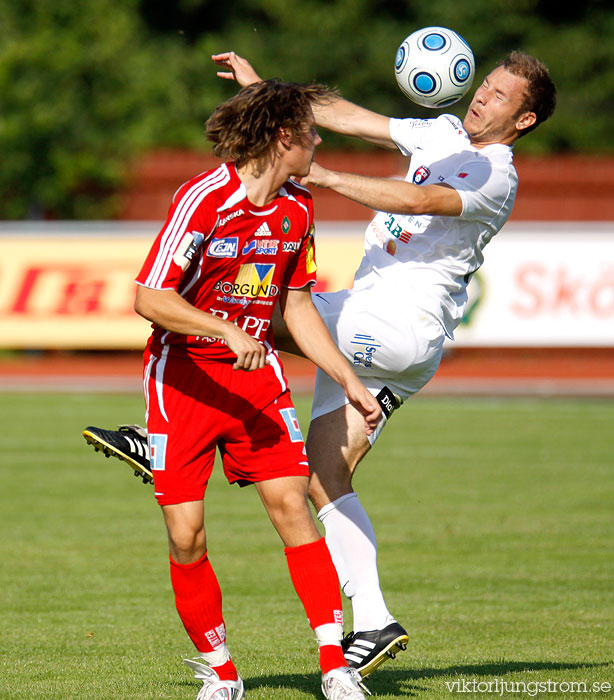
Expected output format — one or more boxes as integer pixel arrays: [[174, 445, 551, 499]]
[[394, 27, 475, 108]]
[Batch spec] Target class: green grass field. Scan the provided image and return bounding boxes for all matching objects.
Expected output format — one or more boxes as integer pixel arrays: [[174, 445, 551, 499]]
[[0, 393, 612, 699]]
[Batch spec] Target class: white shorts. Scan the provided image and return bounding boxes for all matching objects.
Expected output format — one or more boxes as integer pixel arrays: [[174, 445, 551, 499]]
[[311, 289, 445, 439]]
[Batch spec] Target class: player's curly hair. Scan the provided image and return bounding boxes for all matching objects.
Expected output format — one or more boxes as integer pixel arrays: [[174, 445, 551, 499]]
[[206, 79, 336, 168], [499, 51, 557, 137]]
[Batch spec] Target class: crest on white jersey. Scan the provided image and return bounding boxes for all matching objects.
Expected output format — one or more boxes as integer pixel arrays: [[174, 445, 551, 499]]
[[413, 166, 431, 184]]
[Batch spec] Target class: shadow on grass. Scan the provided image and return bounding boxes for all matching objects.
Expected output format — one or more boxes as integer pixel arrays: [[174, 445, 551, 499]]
[[176, 660, 612, 698]]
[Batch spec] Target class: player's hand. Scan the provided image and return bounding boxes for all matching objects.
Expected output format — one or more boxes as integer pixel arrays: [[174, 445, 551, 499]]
[[212, 51, 262, 87], [305, 162, 334, 188], [223, 325, 269, 371], [344, 377, 382, 436]]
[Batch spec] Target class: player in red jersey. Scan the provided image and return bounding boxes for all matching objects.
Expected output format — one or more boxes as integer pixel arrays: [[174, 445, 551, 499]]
[[132, 80, 380, 700]]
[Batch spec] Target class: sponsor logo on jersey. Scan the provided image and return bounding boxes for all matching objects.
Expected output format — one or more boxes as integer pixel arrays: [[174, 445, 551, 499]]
[[173, 231, 206, 270], [242, 240, 257, 255], [351, 332, 381, 369], [413, 165, 431, 184], [211, 308, 272, 339], [207, 237, 239, 258], [218, 209, 244, 227], [196, 309, 271, 342], [384, 214, 412, 244], [243, 239, 279, 255], [239, 314, 271, 339], [213, 263, 278, 299], [254, 222, 272, 237], [221, 295, 249, 307], [282, 240, 300, 253]]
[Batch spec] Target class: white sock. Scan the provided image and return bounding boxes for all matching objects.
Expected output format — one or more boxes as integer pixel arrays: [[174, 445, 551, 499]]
[[318, 493, 396, 632], [199, 644, 231, 667]]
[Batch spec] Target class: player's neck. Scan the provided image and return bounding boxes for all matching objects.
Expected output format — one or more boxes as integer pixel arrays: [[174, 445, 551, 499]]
[[236, 161, 287, 207]]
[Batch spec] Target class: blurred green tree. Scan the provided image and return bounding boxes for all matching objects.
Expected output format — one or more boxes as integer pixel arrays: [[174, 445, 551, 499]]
[[0, 0, 612, 218], [0, 0, 217, 218]]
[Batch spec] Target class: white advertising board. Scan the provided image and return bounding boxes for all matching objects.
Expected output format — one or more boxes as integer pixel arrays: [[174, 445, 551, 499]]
[[453, 223, 614, 347]]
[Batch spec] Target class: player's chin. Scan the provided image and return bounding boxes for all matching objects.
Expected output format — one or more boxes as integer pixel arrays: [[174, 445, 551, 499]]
[[296, 162, 312, 179]]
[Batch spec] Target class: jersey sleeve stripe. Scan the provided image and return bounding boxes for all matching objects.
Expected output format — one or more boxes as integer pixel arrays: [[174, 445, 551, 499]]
[[146, 165, 230, 288], [146, 165, 229, 287]]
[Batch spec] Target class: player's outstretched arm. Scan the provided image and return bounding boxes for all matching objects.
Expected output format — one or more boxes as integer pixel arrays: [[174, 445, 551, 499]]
[[211, 50, 395, 149], [134, 286, 267, 371], [280, 286, 381, 434], [312, 96, 397, 150]]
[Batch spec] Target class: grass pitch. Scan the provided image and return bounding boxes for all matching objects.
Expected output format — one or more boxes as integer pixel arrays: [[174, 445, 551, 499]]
[[0, 393, 612, 699]]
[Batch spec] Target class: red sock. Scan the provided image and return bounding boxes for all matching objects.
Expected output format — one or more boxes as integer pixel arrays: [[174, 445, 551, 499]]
[[169, 552, 238, 681], [285, 538, 347, 674]]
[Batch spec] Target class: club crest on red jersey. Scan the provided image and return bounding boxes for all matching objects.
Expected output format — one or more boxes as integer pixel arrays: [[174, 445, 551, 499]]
[[413, 166, 431, 184]]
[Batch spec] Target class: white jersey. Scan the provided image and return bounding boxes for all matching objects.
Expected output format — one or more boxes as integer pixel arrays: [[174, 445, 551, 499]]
[[352, 114, 517, 338]]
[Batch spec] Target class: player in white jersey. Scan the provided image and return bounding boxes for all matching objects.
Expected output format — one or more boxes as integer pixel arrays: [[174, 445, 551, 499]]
[[210, 49, 556, 677], [309, 111, 518, 428], [84, 50, 556, 680]]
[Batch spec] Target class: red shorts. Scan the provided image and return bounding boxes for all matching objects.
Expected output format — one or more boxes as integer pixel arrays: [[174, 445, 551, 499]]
[[143, 349, 309, 506]]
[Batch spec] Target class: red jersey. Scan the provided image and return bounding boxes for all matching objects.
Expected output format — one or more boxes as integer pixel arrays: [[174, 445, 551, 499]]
[[136, 162, 317, 361]]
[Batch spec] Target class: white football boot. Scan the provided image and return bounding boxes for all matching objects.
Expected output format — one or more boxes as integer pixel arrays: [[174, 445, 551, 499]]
[[183, 658, 245, 700], [321, 666, 370, 699]]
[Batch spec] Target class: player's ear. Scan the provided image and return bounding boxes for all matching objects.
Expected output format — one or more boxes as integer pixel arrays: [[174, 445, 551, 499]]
[[279, 127, 292, 149], [516, 111, 536, 133]]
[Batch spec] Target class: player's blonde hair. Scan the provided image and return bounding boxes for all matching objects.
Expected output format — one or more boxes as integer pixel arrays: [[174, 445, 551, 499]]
[[206, 79, 335, 168]]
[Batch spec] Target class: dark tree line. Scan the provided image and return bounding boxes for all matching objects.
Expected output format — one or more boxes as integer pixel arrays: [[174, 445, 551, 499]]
[[1, 0, 611, 218]]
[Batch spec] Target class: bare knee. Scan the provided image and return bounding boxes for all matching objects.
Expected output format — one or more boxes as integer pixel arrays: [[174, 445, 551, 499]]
[[265, 486, 312, 528], [256, 477, 320, 547], [167, 524, 206, 563], [308, 468, 353, 512], [162, 503, 207, 564]]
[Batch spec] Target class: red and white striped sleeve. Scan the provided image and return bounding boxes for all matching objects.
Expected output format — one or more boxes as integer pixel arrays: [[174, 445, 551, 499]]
[[136, 165, 230, 290]]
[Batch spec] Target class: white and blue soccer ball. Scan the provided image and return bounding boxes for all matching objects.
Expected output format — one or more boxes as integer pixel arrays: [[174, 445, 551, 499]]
[[394, 27, 475, 108]]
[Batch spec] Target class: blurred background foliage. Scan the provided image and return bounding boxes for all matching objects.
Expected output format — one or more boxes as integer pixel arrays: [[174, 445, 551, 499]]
[[1, 0, 612, 218]]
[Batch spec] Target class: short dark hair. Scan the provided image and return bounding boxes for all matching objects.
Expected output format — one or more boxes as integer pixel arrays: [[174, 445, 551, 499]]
[[206, 79, 333, 168], [498, 51, 557, 137]]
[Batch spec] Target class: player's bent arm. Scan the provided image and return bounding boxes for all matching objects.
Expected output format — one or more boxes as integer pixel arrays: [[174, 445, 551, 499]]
[[312, 97, 397, 150], [280, 287, 381, 433], [307, 162, 463, 216], [134, 286, 267, 371]]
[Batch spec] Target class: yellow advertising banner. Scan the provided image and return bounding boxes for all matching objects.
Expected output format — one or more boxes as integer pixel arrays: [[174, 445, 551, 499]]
[[0, 227, 365, 349]]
